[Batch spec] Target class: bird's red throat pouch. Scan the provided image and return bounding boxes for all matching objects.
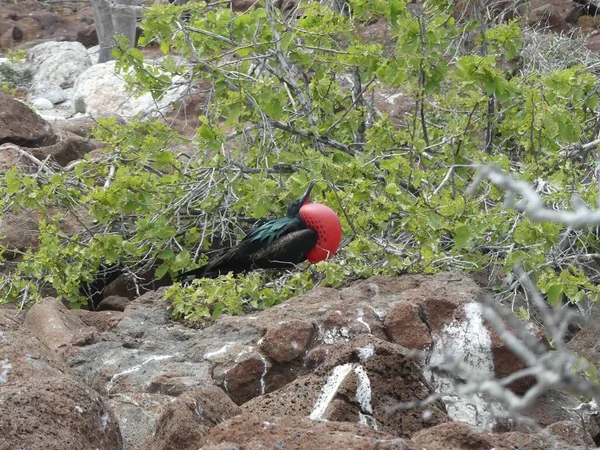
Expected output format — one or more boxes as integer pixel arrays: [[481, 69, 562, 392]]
[[299, 203, 343, 263]]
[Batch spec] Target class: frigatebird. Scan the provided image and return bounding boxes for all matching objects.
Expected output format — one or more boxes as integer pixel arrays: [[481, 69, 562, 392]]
[[177, 180, 342, 284]]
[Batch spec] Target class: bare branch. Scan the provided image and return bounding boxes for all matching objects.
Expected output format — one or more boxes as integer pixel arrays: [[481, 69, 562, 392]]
[[468, 164, 600, 228]]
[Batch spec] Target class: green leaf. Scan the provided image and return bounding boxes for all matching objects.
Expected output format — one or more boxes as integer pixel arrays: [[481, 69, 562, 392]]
[[454, 225, 471, 248], [385, 183, 400, 195], [155, 263, 170, 279], [198, 124, 215, 140], [158, 249, 175, 261], [160, 40, 170, 54], [546, 284, 564, 306], [225, 104, 243, 126]]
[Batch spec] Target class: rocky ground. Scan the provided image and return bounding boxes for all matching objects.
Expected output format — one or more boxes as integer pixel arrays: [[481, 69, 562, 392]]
[[3, 0, 600, 449], [3, 271, 599, 449]]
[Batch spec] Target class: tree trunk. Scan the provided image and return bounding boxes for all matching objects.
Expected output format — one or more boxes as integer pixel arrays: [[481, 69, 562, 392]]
[[91, 0, 139, 64]]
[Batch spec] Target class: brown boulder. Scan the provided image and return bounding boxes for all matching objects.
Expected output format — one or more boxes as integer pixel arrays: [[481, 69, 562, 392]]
[[201, 414, 413, 449], [29, 129, 96, 166], [488, 314, 548, 394], [0, 376, 123, 450], [24, 297, 89, 352], [141, 385, 241, 450], [74, 5, 95, 26], [384, 301, 431, 350], [0, 17, 39, 47], [258, 318, 315, 364], [568, 310, 600, 367], [51, 115, 98, 138], [0, 27, 12, 48], [101, 269, 171, 301], [0, 206, 94, 259], [76, 23, 98, 47], [545, 420, 596, 449], [162, 83, 213, 138], [453, 0, 523, 23], [68, 308, 124, 333], [0, 209, 41, 256], [529, 0, 583, 33], [244, 335, 448, 438], [375, 274, 546, 395], [15, 16, 40, 40], [412, 422, 549, 450], [0, 309, 66, 381], [357, 18, 393, 43], [513, 389, 600, 434], [0, 309, 122, 450], [102, 273, 139, 300], [28, 11, 60, 31], [230, 0, 263, 12], [223, 348, 273, 404], [587, 33, 600, 53], [96, 295, 131, 312], [0, 92, 56, 147], [0, 19, 13, 36], [0, 1, 103, 50], [373, 88, 417, 128], [203, 272, 544, 408]]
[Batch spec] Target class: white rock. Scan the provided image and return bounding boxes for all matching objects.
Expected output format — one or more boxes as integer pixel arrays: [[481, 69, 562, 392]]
[[27, 41, 92, 104], [87, 45, 101, 66], [72, 60, 187, 119], [31, 98, 54, 110], [30, 81, 66, 104]]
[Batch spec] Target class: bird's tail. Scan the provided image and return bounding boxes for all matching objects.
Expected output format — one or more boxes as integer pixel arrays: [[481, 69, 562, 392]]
[[175, 265, 209, 286]]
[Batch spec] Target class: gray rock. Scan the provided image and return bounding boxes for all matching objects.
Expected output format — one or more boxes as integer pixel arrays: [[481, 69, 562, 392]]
[[68, 290, 218, 398], [72, 60, 187, 119], [1, 273, 592, 449], [27, 41, 91, 104], [108, 392, 174, 450], [30, 81, 66, 104], [31, 97, 54, 110], [87, 44, 101, 65]]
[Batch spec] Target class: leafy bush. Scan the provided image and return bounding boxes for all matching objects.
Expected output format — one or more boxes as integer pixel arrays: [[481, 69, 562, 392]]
[[2, 0, 600, 321]]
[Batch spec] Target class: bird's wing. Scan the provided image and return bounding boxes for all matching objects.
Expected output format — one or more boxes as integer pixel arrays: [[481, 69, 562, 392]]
[[177, 218, 309, 282], [243, 217, 303, 246], [250, 228, 318, 269]]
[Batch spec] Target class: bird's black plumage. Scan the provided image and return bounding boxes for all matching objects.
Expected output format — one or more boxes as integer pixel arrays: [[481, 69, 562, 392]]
[[177, 181, 318, 284]]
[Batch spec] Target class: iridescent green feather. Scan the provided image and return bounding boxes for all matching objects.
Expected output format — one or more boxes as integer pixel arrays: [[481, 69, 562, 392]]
[[244, 217, 299, 246]]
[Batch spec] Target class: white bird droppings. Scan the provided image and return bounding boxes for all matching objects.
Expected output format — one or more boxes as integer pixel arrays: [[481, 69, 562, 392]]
[[258, 353, 268, 395], [309, 363, 354, 420], [106, 354, 174, 395], [204, 343, 233, 360], [425, 302, 502, 429], [354, 366, 373, 415], [357, 344, 376, 362], [309, 362, 377, 430], [356, 309, 371, 333], [0, 359, 11, 384]]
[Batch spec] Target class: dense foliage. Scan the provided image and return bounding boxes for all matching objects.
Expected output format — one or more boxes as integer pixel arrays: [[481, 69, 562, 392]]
[[0, 50, 32, 93], [2, 0, 600, 321]]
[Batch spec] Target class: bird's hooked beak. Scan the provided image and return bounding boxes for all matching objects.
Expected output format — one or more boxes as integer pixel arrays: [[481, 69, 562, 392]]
[[300, 180, 317, 205]]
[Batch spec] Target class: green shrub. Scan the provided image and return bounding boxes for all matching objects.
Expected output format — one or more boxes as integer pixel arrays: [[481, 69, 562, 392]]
[[2, 1, 600, 320]]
